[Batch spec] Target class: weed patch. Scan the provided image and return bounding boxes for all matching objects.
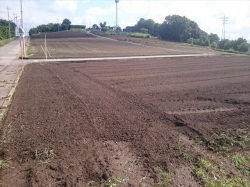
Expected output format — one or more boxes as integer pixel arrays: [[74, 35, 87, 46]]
[[0, 160, 10, 170], [179, 145, 193, 162], [104, 176, 129, 187], [204, 128, 250, 152], [156, 169, 173, 187], [231, 153, 250, 177], [34, 148, 55, 163], [194, 157, 249, 187]]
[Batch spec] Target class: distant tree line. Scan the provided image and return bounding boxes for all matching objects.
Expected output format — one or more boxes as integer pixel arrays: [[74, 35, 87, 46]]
[[0, 19, 16, 40], [71, 25, 86, 29], [133, 15, 249, 52], [29, 18, 86, 36]]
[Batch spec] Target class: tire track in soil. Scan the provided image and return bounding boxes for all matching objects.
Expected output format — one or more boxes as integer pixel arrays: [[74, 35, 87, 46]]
[[0, 63, 198, 186]]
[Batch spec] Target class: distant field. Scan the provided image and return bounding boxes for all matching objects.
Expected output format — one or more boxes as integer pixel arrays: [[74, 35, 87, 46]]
[[28, 31, 216, 59], [105, 35, 224, 55]]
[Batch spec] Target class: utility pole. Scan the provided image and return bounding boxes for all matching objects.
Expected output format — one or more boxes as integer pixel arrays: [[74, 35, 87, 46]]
[[221, 15, 229, 40], [15, 15, 18, 36], [7, 6, 11, 38], [115, 0, 119, 28], [20, 0, 26, 57], [13, 13, 16, 36], [57, 19, 59, 32], [20, 0, 23, 28]]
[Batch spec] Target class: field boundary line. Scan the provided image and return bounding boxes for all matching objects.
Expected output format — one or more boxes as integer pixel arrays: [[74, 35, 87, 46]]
[[31, 54, 216, 63]]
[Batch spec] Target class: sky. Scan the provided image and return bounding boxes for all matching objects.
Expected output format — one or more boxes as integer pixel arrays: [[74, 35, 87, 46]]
[[0, 0, 249, 41]]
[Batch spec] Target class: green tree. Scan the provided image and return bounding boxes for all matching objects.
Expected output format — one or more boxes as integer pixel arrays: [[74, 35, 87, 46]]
[[61, 18, 71, 31], [159, 15, 192, 42], [234, 37, 247, 50], [237, 42, 249, 52], [153, 23, 160, 37], [0, 19, 16, 39], [218, 39, 232, 50], [189, 21, 201, 39], [211, 41, 218, 49], [99, 21, 107, 32], [208, 33, 220, 44], [135, 18, 155, 35]]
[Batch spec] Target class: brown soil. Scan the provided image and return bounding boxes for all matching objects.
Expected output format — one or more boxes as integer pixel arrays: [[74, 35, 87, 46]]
[[104, 35, 224, 55], [30, 31, 95, 39], [28, 31, 205, 59], [0, 56, 250, 186]]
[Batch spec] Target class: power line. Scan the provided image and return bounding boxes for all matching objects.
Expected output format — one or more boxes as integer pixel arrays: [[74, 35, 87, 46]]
[[221, 15, 229, 40]]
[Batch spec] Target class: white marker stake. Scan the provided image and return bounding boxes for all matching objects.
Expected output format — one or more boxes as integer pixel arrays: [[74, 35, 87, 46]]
[[45, 34, 47, 60]]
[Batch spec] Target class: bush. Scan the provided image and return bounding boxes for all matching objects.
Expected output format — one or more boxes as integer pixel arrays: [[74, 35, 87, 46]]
[[187, 38, 194, 45], [131, 32, 151, 38], [140, 28, 148, 34], [237, 42, 249, 52], [211, 41, 217, 49], [218, 39, 231, 50]]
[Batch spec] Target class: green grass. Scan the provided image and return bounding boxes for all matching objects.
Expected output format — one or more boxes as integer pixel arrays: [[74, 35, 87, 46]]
[[179, 145, 193, 162], [231, 153, 250, 177], [156, 169, 173, 187], [0, 160, 6, 169], [0, 37, 17, 47], [204, 129, 250, 153], [131, 32, 151, 38], [232, 154, 246, 167], [194, 157, 249, 187], [198, 158, 212, 171]]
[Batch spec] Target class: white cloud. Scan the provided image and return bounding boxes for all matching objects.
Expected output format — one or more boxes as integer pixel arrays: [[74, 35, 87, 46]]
[[0, 0, 249, 40], [53, 0, 78, 13]]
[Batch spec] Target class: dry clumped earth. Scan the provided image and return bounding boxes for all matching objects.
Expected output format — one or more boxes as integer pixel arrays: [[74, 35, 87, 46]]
[[0, 55, 250, 186]]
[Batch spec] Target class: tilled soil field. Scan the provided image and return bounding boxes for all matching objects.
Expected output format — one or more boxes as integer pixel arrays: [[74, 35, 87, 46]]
[[28, 31, 202, 59], [104, 35, 223, 55], [0, 56, 250, 186]]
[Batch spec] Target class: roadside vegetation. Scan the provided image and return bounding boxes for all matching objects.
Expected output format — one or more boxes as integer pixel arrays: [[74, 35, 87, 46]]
[[0, 19, 16, 47], [0, 37, 17, 47]]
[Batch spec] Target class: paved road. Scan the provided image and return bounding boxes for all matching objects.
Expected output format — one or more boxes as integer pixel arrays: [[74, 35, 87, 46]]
[[0, 39, 22, 110]]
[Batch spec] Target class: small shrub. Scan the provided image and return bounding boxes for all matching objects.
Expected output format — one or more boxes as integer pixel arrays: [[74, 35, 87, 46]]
[[187, 38, 194, 45], [211, 41, 218, 49]]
